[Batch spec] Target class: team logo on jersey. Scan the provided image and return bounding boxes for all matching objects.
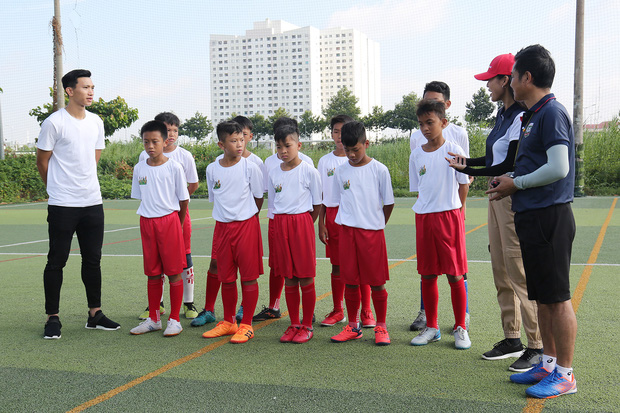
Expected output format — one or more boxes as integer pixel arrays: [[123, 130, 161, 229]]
[[275, 184, 283, 193], [523, 123, 533, 139], [343, 180, 350, 190], [419, 165, 426, 176], [213, 180, 221, 189], [138, 176, 147, 185], [327, 168, 335, 177]]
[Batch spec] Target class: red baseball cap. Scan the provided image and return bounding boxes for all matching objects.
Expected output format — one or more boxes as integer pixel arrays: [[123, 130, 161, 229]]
[[474, 53, 515, 81]]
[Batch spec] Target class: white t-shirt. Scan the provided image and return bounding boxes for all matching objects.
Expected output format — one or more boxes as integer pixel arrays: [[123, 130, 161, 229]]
[[268, 161, 322, 215], [140, 146, 198, 184], [409, 141, 469, 214], [217, 151, 266, 191], [318, 152, 348, 207], [36, 108, 105, 207], [332, 159, 395, 230], [409, 123, 469, 191], [131, 159, 189, 218], [264, 152, 314, 218], [206, 157, 264, 223]]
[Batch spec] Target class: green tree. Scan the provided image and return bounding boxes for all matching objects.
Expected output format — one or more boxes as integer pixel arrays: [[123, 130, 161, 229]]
[[267, 107, 293, 131], [361, 106, 387, 132], [465, 87, 495, 125], [248, 113, 270, 140], [322, 87, 361, 121], [385, 92, 420, 135], [29, 87, 139, 137], [179, 111, 214, 141], [299, 110, 327, 138]]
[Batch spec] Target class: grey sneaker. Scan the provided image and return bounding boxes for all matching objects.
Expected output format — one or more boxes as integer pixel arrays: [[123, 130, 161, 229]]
[[130, 318, 162, 335], [453, 326, 471, 350], [509, 348, 543, 372], [163, 319, 183, 337], [410, 327, 440, 346], [409, 310, 427, 331]]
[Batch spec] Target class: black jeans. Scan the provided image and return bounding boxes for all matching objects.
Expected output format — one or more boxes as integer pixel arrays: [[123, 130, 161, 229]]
[[44, 204, 104, 315]]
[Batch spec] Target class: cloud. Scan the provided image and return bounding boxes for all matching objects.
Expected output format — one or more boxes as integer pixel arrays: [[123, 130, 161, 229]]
[[327, 0, 449, 40]]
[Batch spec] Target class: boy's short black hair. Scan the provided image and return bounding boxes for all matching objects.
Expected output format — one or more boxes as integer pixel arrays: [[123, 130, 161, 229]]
[[423, 81, 450, 101], [330, 114, 354, 130], [154, 112, 181, 127], [62, 69, 91, 90], [273, 117, 299, 135], [232, 115, 253, 131], [416, 99, 446, 120], [274, 125, 299, 143], [216, 121, 242, 142], [140, 120, 168, 140], [341, 121, 367, 147], [514, 44, 555, 89]]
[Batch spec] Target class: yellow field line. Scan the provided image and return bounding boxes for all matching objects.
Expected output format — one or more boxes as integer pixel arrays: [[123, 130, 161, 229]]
[[523, 197, 617, 413]]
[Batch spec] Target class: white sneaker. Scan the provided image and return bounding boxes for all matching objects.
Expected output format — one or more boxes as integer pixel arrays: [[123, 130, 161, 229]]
[[130, 318, 162, 335], [454, 326, 471, 349], [163, 319, 183, 337], [410, 327, 441, 346]]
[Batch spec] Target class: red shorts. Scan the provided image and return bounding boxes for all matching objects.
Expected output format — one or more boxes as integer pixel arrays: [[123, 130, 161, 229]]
[[211, 219, 222, 260], [415, 209, 467, 276], [182, 209, 192, 254], [140, 212, 187, 277], [215, 215, 264, 283], [268, 218, 275, 268], [339, 225, 389, 286], [272, 213, 316, 279], [324, 206, 341, 265]]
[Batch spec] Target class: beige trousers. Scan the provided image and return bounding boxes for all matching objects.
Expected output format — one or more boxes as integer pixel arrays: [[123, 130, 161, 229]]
[[488, 195, 542, 349]]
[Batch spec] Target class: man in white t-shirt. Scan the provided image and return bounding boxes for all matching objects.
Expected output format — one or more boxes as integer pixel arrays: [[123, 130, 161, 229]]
[[408, 81, 471, 333], [36, 69, 120, 339]]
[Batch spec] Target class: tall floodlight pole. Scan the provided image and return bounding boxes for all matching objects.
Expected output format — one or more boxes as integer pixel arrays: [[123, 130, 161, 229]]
[[573, 0, 585, 196], [52, 0, 64, 111]]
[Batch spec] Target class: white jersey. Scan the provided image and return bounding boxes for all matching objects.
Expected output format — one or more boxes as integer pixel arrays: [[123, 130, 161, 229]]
[[264, 152, 314, 218], [333, 159, 395, 230], [318, 152, 348, 207], [217, 151, 266, 191], [410, 141, 469, 214], [268, 161, 321, 215], [206, 157, 263, 223], [131, 159, 189, 218], [140, 146, 198, 184], [36, 108, 105, 207], [409, 123, 469, 191]]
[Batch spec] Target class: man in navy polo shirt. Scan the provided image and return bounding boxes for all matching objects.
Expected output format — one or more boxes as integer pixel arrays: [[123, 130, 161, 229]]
[[487, 44, 577, 399]]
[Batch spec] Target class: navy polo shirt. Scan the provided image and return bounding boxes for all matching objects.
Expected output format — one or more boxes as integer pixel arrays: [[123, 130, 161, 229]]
[[512, 94, 575, 213]]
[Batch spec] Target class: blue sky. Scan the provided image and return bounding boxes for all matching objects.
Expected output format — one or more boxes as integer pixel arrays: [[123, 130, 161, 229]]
[[1, 0, 619, 145]]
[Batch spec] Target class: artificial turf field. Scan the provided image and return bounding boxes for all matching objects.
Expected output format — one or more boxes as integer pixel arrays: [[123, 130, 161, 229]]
[[0, 196, 618, 413]]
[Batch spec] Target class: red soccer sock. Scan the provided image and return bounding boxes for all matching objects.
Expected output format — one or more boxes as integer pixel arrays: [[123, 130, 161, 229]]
[[421, 277, 439, 329], [241, 283, 259, 326], [331, 274, 345, 311], [147, 276, 163, 322], [360, 284, 372, 312], [301, 282, 316, 328], [221, 282, 238, 324], [449, 276, 467, 329], [168, 279, 183, 322], [371, 288, 388, 327], [344, 286, 361, 327], [269, 268, 285, 310], [204, 271, 221, 312], [285, 284, 301, 326]]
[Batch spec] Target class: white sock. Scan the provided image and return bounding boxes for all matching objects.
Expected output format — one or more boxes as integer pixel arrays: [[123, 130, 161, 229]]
[[556, 364, 574, 380], [182, 266, 195, 303], [542, 354, 557, 371]]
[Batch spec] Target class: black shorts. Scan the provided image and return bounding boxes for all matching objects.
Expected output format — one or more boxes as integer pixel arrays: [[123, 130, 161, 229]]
[[514, 203, 575, 304]]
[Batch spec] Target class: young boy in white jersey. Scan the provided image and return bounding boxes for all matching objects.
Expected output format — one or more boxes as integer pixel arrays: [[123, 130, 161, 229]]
[[130, 120, 189, 337], [318, 115, 375, 328], [201, 121, 264, 344], [252, 117, 315, 322], [408, 81, 471, 332], [329, 121, 395, 346], [192, 115, 265, 327], [409, 100, 471, 350], [268, 125, 322, 344], [137, 112, 200, 321]]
